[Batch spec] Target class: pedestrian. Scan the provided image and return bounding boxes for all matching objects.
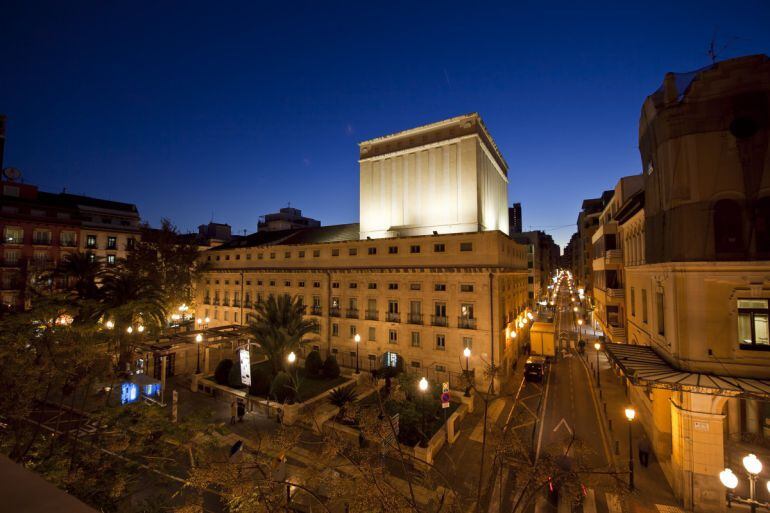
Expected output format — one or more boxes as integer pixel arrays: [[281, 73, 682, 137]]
[[237, 399, 246, 422], [638, 434, 651, 467], [230, 399, 237, 425]]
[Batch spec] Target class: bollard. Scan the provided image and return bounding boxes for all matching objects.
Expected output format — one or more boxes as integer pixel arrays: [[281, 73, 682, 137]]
[[608, 419, 613, 431], [615, 440, 620, 455]]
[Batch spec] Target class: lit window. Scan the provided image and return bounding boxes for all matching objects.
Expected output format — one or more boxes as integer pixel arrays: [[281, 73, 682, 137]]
[[738, 299, 769, 349], [107, 255, 116, 265], [107, 236, 117, 249], [3, 227, 23, 244], [389, 330, 398, 344], [86, 234, 97, 248]]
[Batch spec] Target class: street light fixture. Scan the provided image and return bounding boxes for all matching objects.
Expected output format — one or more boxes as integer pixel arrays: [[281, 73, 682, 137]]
[[126, 326, 133, 334], [195, 333, 203, 374], [463, 347, 471, 397], [418, 377, 429, 446], [137, 325, 145, 333], [594, 341, 601, 387], [287, 351, 297, 364], [720, 454, 770, 513], [625, 406, 636, 491], [105, 320, 114, 329], [354, 333, 361, 374]]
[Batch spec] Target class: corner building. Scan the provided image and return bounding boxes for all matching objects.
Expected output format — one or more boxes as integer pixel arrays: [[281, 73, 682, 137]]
[[197, 114, 529, 389]]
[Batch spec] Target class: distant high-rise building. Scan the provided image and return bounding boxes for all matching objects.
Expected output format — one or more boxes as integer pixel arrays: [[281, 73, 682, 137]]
[[508, 203, 522, 233], [258, 207, 320, 232], [197, 222, 233, 245]]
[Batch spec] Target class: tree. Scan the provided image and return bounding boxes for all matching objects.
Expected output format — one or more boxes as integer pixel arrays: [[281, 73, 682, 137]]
[[248, 364, 272, 396], [304, 350, 323, 377], [214, 359, 233, 385], [244, 294, 318, 377], [270, 372, 295, 403], [56, 251, 102, 301], [329, 386, 358, 422], [323, 354, 340, 379]]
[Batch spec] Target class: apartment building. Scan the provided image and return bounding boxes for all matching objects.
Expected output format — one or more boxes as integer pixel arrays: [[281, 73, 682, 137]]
[[599, 55, 770, 511]]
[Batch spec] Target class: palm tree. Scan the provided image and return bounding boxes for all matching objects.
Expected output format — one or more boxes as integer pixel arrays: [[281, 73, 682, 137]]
[[94, 269, 167, 368], [245, 294, 318, 377], [329, 386, 358, 421], [57, 252, 102, 300]]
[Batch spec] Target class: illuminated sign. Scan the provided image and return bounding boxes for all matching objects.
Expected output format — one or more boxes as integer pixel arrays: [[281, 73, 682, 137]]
[[239, 349, 251, 386]]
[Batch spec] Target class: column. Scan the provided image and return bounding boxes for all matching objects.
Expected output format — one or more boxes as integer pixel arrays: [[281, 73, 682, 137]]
[[727, 398, 741, 441], [746, 399, 761, 434]]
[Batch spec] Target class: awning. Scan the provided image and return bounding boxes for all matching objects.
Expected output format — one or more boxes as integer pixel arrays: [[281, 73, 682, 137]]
[[603, 343, 770, 400]]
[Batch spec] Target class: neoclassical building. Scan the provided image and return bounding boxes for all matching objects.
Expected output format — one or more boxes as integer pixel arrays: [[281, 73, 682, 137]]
[[197, 114, 530, 388], [602, 55, 770, 512]]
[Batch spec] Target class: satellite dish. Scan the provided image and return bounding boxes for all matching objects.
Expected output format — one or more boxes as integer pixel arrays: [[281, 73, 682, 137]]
[[3, 167, 21, 181]]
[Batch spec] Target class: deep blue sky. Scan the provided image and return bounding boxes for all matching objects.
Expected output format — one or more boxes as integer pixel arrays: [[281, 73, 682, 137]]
[[3, 1, 769, 248]]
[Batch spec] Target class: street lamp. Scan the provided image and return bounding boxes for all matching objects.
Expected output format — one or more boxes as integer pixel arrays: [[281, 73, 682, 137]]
[[195, 333, 203, 374], [105, 320, 114, 329], [463, 347, 471, 397], [354, 333, 361, 374], [625, 407, 636, 491], [137, 325, 145, 333], [577, 317, 584, 341], [287, 351, 296, 364], [594, 341, 601, 387], [126, 326, 133, 334], [720, 455, 770, 513], [418, 377, 429, 446]]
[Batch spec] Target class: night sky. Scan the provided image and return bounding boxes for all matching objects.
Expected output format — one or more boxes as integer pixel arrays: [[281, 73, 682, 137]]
[[3, 1, 770, 248]]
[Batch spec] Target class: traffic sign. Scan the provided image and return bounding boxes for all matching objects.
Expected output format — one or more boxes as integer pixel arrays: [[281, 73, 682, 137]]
[[441, 382, 450, 409]]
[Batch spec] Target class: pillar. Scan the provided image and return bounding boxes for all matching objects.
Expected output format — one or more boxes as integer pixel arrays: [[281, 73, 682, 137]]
[[727, 398, 741, 441], [670, 392, 728, 512], [746, 399, 761, 435]]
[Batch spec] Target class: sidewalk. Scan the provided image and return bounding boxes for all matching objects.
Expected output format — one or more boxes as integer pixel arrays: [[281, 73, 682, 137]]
[[581, 338, 681, 513]]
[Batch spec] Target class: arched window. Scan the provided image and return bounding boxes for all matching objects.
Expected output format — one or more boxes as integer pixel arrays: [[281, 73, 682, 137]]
[[756, 197, 770, 255], [714, 199, 744, 255]]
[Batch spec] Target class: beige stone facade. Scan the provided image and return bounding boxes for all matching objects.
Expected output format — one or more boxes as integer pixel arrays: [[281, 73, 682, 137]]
[[196, 230, 529, 388]]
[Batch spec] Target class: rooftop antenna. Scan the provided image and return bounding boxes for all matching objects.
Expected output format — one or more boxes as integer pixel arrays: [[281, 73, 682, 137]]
[[707, 28, 744, 64]]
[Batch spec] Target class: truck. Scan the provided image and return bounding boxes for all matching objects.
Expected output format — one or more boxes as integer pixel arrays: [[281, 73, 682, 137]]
[[529, 321, 556, 358]]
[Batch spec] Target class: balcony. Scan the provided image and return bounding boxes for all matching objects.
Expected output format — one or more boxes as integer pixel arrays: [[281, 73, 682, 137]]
[[365, 310, 378, 320], [458, 317, 477, 330], [0, 259, 21, 268], [203, 297, 211, 305], [607, 287, 625, 300], [310, 305, 322, 316], [60, 240, 77, 248], [29, 260, 54, 271], [386, 312, 400, 323], [32, 238, 52, 246], [0, 280, 23, 290], [407, 313, 423, 325], [222, 299, 230, 307], [330, 307, 341, 317], [244, 301, 252, 309], [212, 299, 220, 306], [605, 249, 623, 264], [345, 308, 359, 319], [232, 300, 240, 307], [431, 315, 448, 327]]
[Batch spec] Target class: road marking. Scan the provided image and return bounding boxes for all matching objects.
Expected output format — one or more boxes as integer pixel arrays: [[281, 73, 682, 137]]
[[583, 488, 597, 513], [552, 417, 573, 435], [605, 493, 622, 513], [469, 398, 506, 442], [577, 344, 614, 467], [534, 364, 552, 461]]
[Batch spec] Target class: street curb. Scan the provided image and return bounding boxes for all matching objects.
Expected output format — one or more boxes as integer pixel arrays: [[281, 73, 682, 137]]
[[576, 348, 618, 472]]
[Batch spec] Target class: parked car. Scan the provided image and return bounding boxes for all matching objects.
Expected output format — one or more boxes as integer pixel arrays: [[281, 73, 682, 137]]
[[524, 356, 548, 382]]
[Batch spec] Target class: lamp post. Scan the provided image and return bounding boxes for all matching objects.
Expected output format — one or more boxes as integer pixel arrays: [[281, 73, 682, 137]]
[[463, 347, 471, 397], [625, 407, 636, 491], [720, 454, 770, 513], [418, 377, 429, 447], [577, 317, 583, 341], [594, 341, 601, 387], [354, 333, 361, 374], [195, 333, 203, 374]]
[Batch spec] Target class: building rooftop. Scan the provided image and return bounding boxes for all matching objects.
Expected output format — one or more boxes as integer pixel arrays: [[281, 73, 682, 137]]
[[211, 223, 361, 250]]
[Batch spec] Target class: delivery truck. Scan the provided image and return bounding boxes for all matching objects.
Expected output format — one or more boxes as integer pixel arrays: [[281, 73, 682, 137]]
[[529, 321, 556, 358]]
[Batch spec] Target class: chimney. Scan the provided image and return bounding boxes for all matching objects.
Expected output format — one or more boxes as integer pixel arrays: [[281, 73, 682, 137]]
[[0, 115, 6, 171]]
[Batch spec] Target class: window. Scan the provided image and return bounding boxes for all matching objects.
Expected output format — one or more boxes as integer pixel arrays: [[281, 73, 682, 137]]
[[258, 253, 264, 259], [3, 185, 19, 197], [642, 289, 648, 323], [86, 235, 97, 248], [284, 280, 291, 287], [389, 330, 398, 344], [630, 287, 636, 317], [435, 364, 447, 373], [313, 281, 320, 288], [435, 335, 446, 350], [332, 282, 340, 289], [411, 332, 420, 347], [738, 299, 769, 348], [236, 254, 240, 260], [3, 249, 20, 265], [285, 251, 291, 258], [313, 250, 320, 257], [107, 255, 116, 265], [410, 283, 421, 291], [460, 284, 474, 293], [410, 245, 420, 254], [411, 361, 421, 369], [270, 253, 276, 259], [332, 249, 340, 257], [107, 236, 117, 249], [269, 280, 276, 286], [460, 242, 473, 252], [368, 247, 377, 255], [33, 229, 51, 245], [388, 300, 399, 313], [368, 283, 377, 289], [461, 304, 474, 319], [3, 227, 23, 244], [350, 325, 357, 337], [463, 337, 472, 349], [349, 248, 357, 256], [435, 283, 446, 292], [246, 253, 252, 260], [527, 276, 534, 284], [368, 327, 376, 341], [225, 255, 230, 260], [297, 281, 304, 287], [332, 323, 339, 337], [656, 291, 665, 336], [298, 251, 305, 258], [714, 199, 744, 255], [349, 282, 358, 289], [388, 283, 398, 290], [257, 280, 263, 285], [434, 243, 445, 253]]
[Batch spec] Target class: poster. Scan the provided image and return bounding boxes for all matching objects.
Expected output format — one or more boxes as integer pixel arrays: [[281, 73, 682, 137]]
[[239, 349, 251, 386]]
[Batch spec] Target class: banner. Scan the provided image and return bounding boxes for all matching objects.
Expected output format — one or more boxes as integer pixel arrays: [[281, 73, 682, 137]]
[[239, 349, 251, 386]]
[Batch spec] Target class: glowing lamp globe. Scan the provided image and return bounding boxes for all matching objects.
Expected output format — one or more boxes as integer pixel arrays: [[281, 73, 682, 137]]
[[287, 352, 297, 364], [354, 334, 361, 343], [624, 407, 636, 422], [418, 377, 429, 392], [463, 347, 471, 358], [719, 468, 738, 489], [195, 334, 203, 343], [743, 454, 762, 475]]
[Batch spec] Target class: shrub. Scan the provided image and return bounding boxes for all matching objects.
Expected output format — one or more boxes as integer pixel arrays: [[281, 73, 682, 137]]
[[304, 350, 323, 377], [270, 371, 295, 403], [323, 355, 340, 379], [214, 359, 233, 385], [248, 364, 272, 396], [228, 360, 244, 388]]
